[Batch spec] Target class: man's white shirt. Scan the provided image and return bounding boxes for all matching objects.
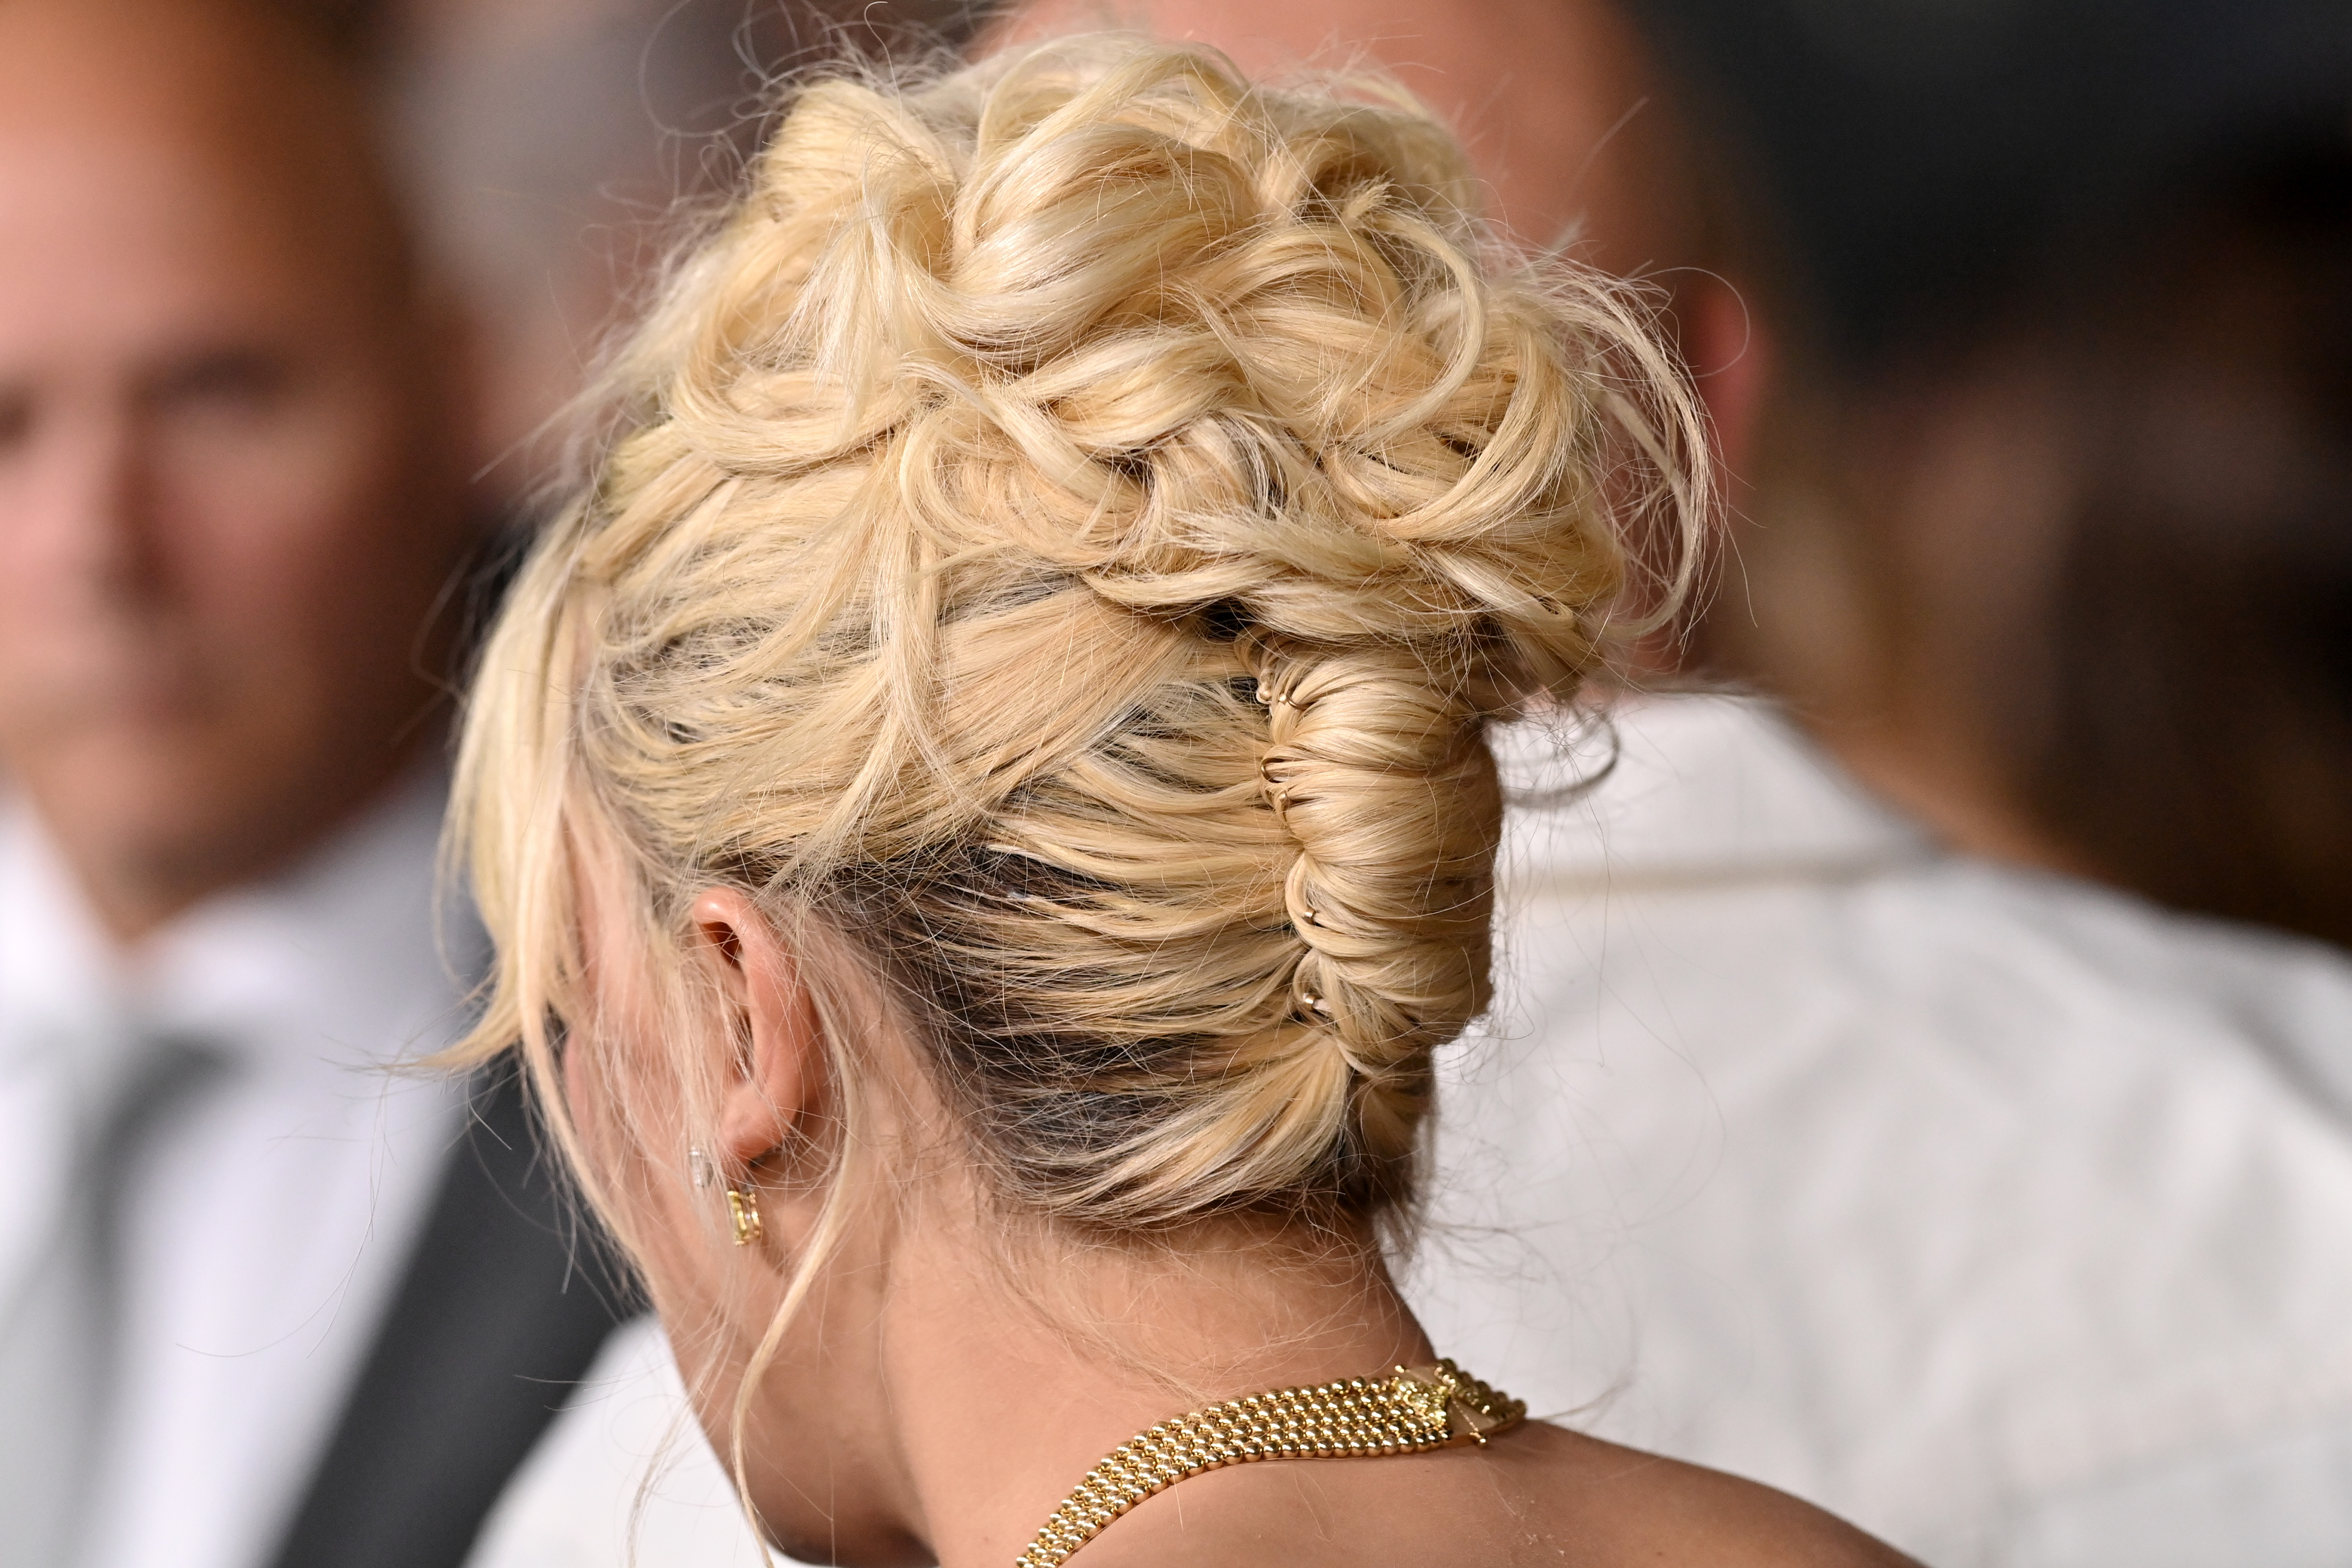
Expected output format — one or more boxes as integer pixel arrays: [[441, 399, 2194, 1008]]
[[0, 771, 471, 1568], [469, 696, 2352, 1568], [1415, 696, 2352, 1564]]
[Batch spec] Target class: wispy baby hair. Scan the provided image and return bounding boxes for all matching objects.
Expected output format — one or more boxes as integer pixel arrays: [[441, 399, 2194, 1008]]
[[452, 33, 1704, 1238]]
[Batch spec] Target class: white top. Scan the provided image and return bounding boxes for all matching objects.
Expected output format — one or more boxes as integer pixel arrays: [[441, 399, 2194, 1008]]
[[1412, 695, 2352, 1565], [0, 771, 472, 1568], [471, 696, 2352, 1568]]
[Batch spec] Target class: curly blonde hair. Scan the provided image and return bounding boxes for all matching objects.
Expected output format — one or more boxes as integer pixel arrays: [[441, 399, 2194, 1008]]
[[451, 36, 1702, 1247]]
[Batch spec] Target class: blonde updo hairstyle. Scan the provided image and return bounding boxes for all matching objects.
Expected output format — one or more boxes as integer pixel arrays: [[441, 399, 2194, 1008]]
[[453, 34, 1700, 1311]]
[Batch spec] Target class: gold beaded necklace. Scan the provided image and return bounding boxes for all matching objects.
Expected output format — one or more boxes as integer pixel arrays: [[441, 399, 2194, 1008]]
[[1013, 1359, 1526, 1567]]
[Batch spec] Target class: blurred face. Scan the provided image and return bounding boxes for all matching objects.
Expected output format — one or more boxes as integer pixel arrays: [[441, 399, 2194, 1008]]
[[992, 0, 1772, 517], [996, 0, 1697, 271], [0, 1, 474, 939]]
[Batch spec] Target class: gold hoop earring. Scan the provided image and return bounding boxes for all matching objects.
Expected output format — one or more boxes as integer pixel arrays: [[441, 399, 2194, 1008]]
[[727, 1184, 764, 1247]]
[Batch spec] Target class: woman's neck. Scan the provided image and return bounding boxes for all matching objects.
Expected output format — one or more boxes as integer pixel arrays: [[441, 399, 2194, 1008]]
[[877, 1210, 1436, 1568]]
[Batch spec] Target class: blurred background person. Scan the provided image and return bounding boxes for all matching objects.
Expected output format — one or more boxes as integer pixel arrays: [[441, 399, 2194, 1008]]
[[2, 0, 1014, 1565], [0, 3, 639, 1566], [993, 0, 1763, 456], [1403, 6, 2352, 1568]]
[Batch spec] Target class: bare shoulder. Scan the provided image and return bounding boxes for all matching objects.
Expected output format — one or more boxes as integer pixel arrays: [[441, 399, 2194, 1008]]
[[1087, 1417, 1919, 1568], [1488, 1420, 1920, 1567]]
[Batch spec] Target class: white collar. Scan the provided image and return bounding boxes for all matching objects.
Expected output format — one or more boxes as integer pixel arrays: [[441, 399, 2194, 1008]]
[[0, 766, 480, 1082], [1496, 693, 1933, 890]]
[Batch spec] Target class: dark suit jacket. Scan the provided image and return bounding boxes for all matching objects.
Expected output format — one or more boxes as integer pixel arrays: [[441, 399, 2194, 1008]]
[[263, 1064, 640, 1568]]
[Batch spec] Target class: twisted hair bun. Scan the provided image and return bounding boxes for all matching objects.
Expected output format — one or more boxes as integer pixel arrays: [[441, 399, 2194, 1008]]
[[458, 35, 1703, 1228]]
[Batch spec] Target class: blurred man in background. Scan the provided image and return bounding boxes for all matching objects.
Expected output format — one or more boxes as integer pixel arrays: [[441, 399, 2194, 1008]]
[[1406, 6, 2352, 1566], [0, 3, 632, 1565]]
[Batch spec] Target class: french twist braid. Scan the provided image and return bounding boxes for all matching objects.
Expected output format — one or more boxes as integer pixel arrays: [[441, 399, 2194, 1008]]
[[1247, 633, 1500, 1179]]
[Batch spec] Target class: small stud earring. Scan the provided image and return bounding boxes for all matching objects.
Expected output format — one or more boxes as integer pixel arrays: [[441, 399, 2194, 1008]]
[[688, 1147, 715, 1190], [727, 1184, 764, 1247]]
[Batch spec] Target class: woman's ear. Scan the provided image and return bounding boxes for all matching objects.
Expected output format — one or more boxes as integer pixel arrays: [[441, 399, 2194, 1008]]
[[1686, 272, 1773, 478], [690, 888, 822, 1168]]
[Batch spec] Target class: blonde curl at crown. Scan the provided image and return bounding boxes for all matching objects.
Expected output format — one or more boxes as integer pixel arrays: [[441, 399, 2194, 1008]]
[[450, 34, 1707, 1238]]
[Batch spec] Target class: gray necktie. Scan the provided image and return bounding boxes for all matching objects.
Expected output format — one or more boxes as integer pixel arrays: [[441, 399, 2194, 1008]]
[[0, 1029, 224, 1567]]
